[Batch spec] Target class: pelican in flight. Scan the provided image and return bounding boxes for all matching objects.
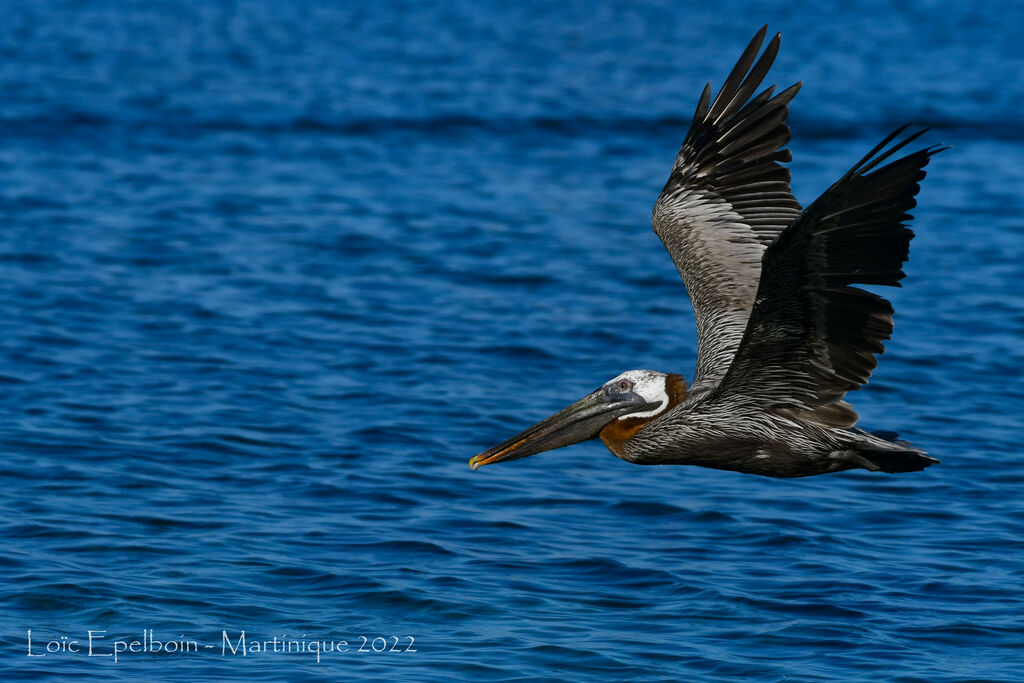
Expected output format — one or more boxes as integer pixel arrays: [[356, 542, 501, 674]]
[[469, 26, 942, 478]]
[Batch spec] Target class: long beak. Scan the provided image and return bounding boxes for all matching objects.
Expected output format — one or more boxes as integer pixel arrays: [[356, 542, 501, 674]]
[[469, 388, 645, 470]]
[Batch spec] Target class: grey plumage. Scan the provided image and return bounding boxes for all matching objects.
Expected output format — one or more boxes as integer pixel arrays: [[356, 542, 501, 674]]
[[469, 26, 941, 479], [653, 26, 802, 393], [630, 54, 943, 475]]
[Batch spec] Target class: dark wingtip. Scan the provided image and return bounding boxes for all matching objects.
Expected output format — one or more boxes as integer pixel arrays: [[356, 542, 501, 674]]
[[844, 126, 946, 180]]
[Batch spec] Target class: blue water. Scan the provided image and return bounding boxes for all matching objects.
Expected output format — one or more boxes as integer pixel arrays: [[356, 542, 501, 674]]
[[2, 1, 1023, 680]]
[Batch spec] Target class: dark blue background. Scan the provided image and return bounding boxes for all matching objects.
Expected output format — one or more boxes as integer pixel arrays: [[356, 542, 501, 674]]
[[2, 1, 1023, 680]]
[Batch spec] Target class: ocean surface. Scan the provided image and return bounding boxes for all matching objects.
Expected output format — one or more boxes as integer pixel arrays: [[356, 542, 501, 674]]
[[2, 1, 1023, 681]]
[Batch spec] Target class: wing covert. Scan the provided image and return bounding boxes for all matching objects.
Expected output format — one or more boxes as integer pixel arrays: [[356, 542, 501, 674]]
[[653, 26, 802, 391]]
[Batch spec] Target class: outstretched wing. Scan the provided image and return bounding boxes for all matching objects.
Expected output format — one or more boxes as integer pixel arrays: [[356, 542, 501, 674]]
[[708, 127, 944, 427], [653, 25, 802, 391]]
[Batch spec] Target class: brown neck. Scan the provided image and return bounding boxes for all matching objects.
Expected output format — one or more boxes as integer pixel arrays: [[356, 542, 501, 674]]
[[664, 373, 688, 406]]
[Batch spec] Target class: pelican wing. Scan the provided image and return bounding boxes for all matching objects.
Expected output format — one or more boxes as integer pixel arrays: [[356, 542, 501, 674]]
[[653, 26, 802, 390], [707, 127, 944, 427]]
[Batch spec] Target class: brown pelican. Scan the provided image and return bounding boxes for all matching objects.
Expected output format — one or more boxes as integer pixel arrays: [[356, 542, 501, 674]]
[[469, 26, 942, 478]]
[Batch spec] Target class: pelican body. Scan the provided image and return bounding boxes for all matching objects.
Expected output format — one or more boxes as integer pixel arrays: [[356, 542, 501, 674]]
[[470, 26, 941, 478]]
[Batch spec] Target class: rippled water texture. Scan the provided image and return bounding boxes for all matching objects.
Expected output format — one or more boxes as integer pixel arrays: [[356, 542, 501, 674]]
[[2, 1, 1024, 681]]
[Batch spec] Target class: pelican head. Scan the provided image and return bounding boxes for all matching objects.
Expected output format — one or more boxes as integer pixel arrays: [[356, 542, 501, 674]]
[[469, 370, 681, 470]]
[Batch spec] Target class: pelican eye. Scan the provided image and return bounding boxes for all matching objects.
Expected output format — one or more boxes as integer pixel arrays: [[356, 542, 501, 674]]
[[615, 379, 633, 393]]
